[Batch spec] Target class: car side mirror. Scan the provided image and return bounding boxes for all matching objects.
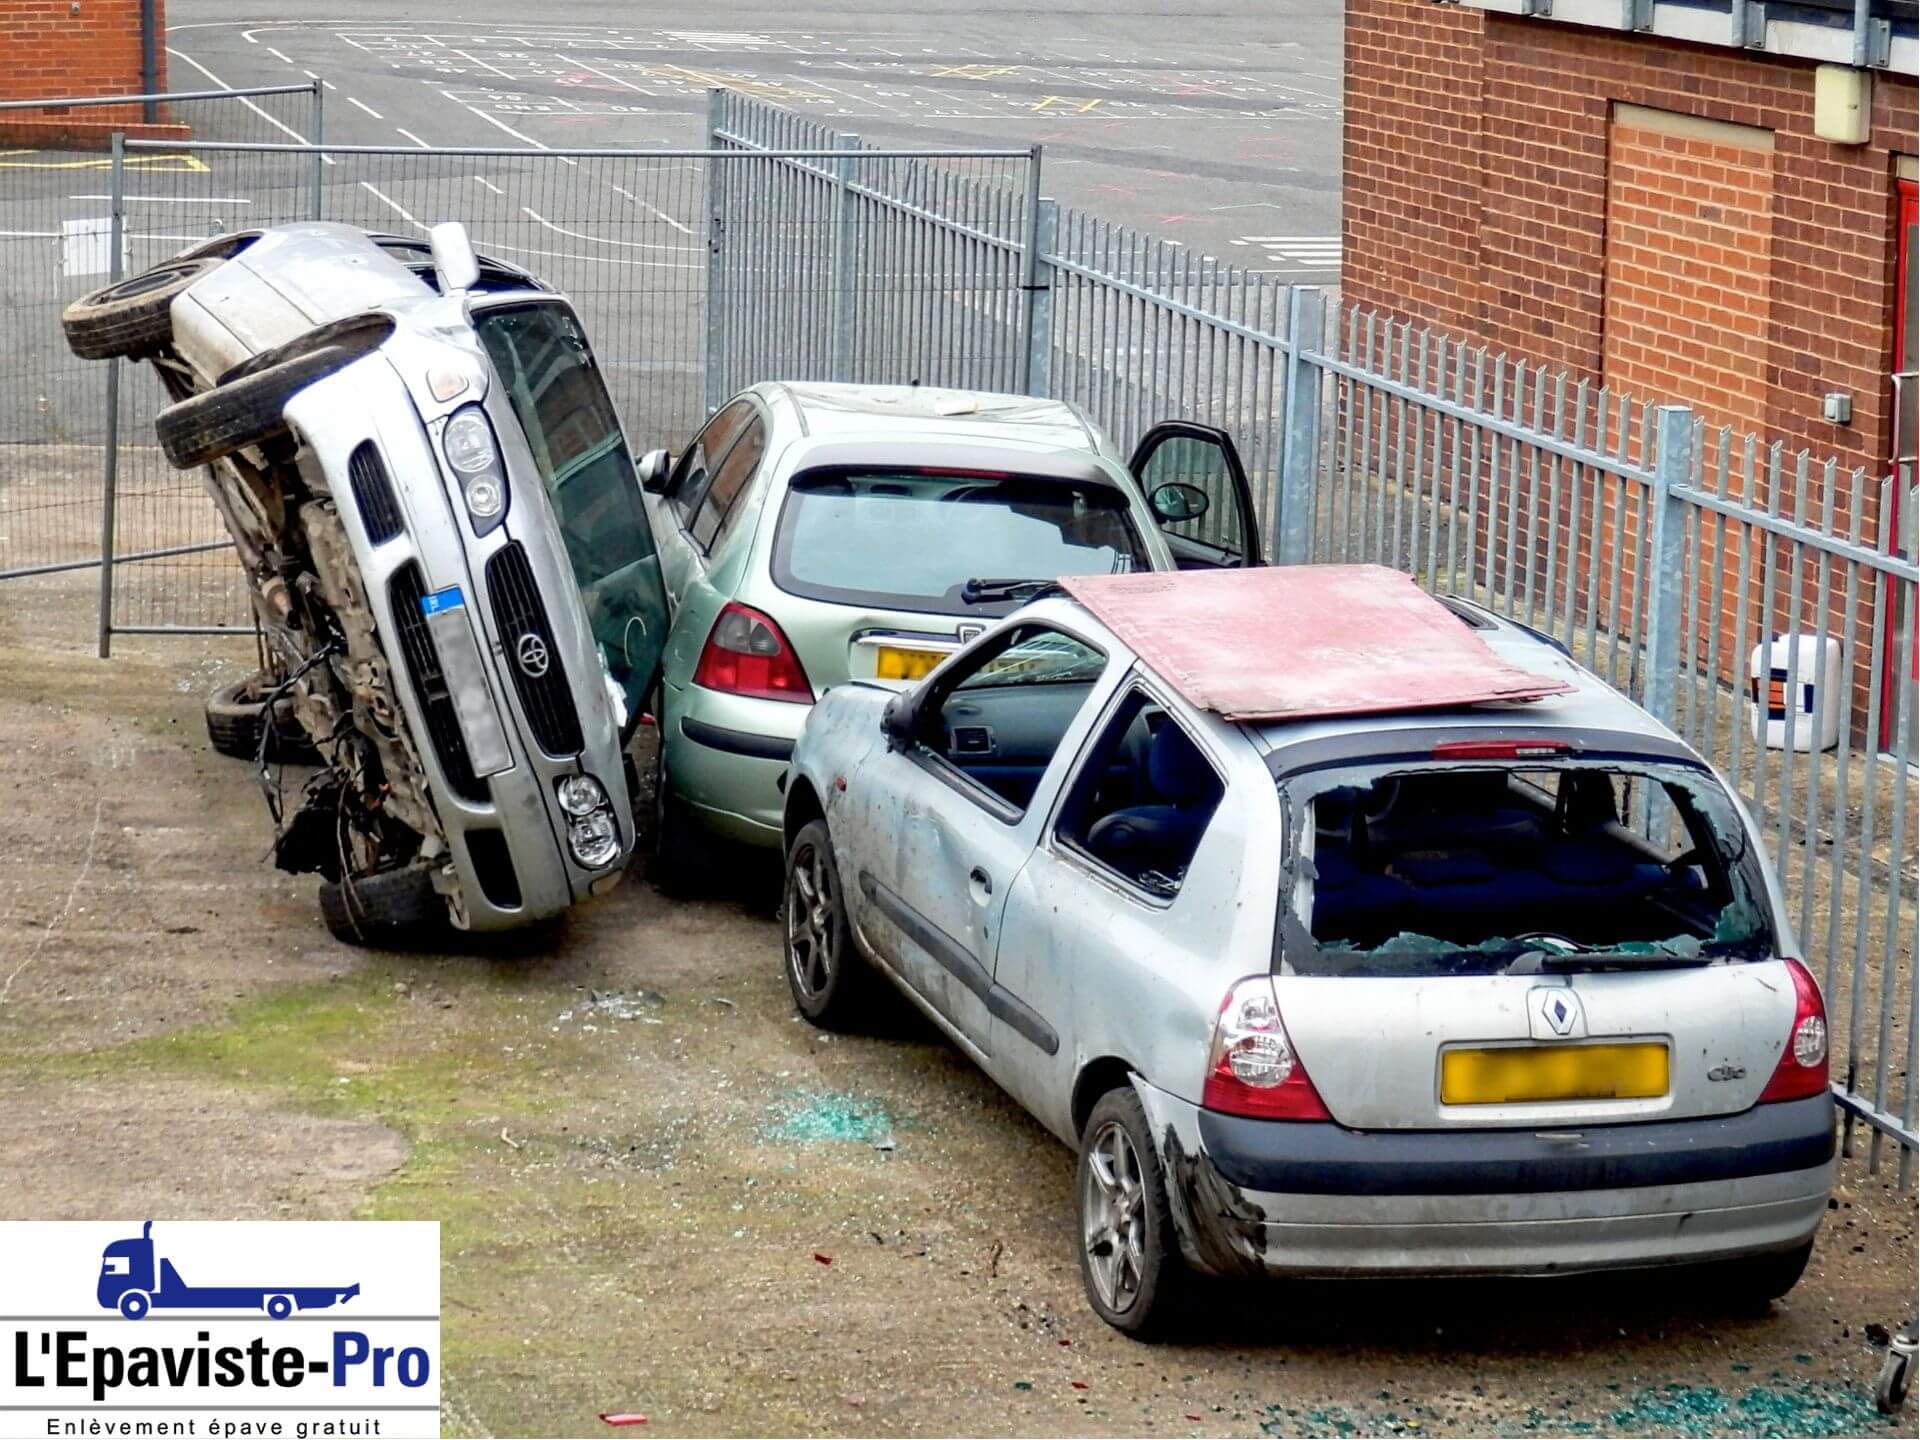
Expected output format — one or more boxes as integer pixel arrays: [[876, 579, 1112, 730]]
[[427, 221, 480, 294], [881, 692, 917, 752], [636, 448, 672, 494], [1149, 481, 1210, 524]]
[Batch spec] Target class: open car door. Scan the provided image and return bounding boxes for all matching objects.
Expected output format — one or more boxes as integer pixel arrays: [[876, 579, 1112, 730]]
[[469, 298, 671, 738], [1127, 420, 1263, 568]]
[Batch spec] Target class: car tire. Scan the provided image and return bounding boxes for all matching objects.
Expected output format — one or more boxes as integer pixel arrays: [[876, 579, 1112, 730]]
[[60, 256, 225, 360], [116, 1290, 151, 1320], [205, 672, 322, 765], [155, 341, 372, 470], [319, 865, 448, 948], [782, 818, 873, 1028], [1076, 1087, 1188, 1339], [1709, 1238, 1815, 1310]]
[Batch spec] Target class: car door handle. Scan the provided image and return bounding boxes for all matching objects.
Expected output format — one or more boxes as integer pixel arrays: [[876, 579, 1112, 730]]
[[968, 866, 993, 898]]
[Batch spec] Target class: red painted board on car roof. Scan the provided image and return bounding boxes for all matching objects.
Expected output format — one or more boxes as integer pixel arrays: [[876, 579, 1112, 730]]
[[1057, 565, 1573, 721]]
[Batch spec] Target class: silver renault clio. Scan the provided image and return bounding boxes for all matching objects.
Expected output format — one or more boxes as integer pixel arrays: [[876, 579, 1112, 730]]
[[782, 564, 1834, 1336], [62, 222, 671, 942]]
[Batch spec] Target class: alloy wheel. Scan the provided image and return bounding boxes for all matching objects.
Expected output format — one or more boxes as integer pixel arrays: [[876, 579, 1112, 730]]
[[786, 839, 837, 1002], [1082, 1119, 1148, 1313]]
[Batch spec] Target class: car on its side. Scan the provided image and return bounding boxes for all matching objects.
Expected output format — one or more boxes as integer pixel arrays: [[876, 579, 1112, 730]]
[[630, 381, 1264, 879], [780, 564, 1834, 1335], [61, 222, 671, 942]]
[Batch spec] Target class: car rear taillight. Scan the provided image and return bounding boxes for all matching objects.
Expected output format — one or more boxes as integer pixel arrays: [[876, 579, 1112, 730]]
[[691, 602, 813, 703], [1757, 957, 1829, 1104], [1201, 976, 1330, 1121]]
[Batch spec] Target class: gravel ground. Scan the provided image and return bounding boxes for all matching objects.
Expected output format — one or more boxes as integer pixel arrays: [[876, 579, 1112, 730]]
[[0, 624, 1914, 1438]]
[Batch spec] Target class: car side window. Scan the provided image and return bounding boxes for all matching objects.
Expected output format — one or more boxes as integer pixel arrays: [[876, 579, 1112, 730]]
[[915, 624, 1109, 817], [1054, 686, 1224, 899], [669, 398, 755, 527], [690, 417, 767, 551]]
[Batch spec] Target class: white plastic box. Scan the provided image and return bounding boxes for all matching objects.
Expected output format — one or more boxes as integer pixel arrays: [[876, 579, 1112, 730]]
[[1749, 635, 1844, 752]]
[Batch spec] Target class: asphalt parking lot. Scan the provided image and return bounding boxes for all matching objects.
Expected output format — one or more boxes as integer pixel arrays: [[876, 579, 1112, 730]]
[[0, 611, 1914, 1438]]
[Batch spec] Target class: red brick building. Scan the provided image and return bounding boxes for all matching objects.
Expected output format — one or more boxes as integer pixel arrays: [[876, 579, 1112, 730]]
[[0, 0, 186, 146], [1343, 0, 1917, 484]]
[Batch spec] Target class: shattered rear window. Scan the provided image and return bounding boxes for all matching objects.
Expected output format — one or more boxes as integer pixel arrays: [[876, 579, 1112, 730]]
[[1278, 760, 1775, 977]]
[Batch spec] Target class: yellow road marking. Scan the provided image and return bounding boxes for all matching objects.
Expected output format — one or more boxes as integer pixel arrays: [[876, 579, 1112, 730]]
[[645, 65, 825, 102], [0, 150, 209, 172], [1030, 96, 1102, 113], [931, 64, 1018, 79]]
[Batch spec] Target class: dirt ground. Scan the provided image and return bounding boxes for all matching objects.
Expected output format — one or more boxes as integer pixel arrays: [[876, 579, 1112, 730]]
[[1, 617, 1916, 1440]]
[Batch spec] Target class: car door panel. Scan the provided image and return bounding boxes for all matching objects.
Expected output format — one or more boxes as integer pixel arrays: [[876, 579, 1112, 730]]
[[1128, 420, 1263, 568]]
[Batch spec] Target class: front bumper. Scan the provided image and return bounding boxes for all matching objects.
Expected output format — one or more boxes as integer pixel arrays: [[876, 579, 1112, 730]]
[[1133, 1080, 1834, 1278]]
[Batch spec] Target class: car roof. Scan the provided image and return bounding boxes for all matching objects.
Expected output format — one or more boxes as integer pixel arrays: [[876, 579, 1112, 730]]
[[1057, 566, 1574, 722], [765, 381, 1100, 451]]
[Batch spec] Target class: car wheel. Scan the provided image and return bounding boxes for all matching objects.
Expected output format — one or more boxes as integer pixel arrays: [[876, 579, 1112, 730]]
[[155, 341, 374, 470], [61, 256, 225, 360], [1077, 1087, 1187, 1339], [319, 864, 449, 948], [116, 1290, 151, 1320], [205, 672, 322, 765], [782, 818, 871, 1029], [1876, 1345, 1913, 1415], [264, 1294, 293, 1320]]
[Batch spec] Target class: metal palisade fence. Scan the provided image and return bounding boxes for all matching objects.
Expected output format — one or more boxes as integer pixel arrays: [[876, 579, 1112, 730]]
[[0, 89, 1912, 1176]]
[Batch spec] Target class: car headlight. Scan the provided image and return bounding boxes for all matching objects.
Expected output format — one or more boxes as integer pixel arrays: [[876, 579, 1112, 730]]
[[556, 773, 607, 817], [443, 405, 509, 535], [567, 810, 621, 869]]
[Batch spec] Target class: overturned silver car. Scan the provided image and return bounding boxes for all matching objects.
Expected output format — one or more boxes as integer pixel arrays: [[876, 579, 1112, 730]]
[[62, 222, 670, 942]]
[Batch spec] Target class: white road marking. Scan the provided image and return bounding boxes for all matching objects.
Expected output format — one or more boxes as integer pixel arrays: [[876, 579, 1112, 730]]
[[266, 47, 294, 64], [167, 47, 335, 164], [473, 176, 505, 195], [396, 128, 432, 148], [520, 206, 699, 254], [443, 93, 579, 166], [348, 96, 384, 119], [606, 183, 694, 236], [448, 46, 521, 81], [72, 194, 251, 205], [358, 181, 424, 230]]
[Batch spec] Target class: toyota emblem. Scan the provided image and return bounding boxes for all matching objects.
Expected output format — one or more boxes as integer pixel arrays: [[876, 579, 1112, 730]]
[[515, 632, 550, 678]]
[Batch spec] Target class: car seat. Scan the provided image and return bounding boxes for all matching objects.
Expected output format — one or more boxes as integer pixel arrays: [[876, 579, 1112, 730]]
[[1086, 724, 1221, 879]]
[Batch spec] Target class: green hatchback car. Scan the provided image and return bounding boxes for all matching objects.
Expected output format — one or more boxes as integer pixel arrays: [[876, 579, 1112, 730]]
[[629, 382, 1262, 874]]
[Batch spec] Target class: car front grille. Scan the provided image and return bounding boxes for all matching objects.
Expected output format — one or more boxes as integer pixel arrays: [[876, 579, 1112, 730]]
[[348, 441, 403, 545], [388, 562, 488, 803], [486, 542, 583, 757]]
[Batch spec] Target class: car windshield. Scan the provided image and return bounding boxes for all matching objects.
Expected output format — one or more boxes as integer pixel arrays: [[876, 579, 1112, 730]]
[[771, 470, 1148, 616], [1279, 759, 1777, 977], [472, 300, 666, 717]]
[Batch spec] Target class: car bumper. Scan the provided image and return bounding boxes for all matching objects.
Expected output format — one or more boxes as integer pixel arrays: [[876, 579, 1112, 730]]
[[664, 681, 810, 846], [1133, 1080, 1834, 1279], [287, 368, 632, 930]]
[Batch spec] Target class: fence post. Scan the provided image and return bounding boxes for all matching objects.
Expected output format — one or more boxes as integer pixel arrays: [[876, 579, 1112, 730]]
[[1643, 405, 1693, 727], [828, 132, 861, 384], [703, 89, 727, 417], [98, 133, 127, 659], [310, 81, 325, 220], [1274, 286, 1327, 566], [1016, 148, 1049, 396]]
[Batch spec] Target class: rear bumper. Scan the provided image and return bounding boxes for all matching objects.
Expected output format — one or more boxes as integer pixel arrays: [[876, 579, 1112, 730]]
[[664, 682, 808, 846], [1134, 1081, 1834, 1278]]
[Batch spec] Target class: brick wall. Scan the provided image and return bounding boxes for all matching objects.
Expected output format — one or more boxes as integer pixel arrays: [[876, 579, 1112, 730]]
[[0, 0, 184, 146], [1343, 0, 1920, 484]]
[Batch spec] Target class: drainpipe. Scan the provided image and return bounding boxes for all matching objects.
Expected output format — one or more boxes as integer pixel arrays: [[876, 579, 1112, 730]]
[[140, 0, 158, 123]]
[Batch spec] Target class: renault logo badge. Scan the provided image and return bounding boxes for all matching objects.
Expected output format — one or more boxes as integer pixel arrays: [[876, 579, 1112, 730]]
[[1538, 989, 1580, 1037], [515, 632, 550, 678]]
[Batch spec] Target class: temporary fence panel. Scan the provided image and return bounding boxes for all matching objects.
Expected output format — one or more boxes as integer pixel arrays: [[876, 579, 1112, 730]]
[[1299, 298, 1918, 1179], [0, 85, 321, 646]]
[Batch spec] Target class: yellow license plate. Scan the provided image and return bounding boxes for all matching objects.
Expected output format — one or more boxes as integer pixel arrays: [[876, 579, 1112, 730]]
[[1441, 1042, 1669, 1105], [874, 645, 947, 681]]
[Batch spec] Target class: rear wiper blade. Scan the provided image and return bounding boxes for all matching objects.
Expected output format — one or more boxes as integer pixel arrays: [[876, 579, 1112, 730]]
[[960, 577, 1060, 605], [1534, 949, 1711, 970]]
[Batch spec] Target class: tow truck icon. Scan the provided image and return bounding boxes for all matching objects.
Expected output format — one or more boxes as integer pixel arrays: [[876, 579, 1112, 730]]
[[96, 1222, 361, 1320]]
